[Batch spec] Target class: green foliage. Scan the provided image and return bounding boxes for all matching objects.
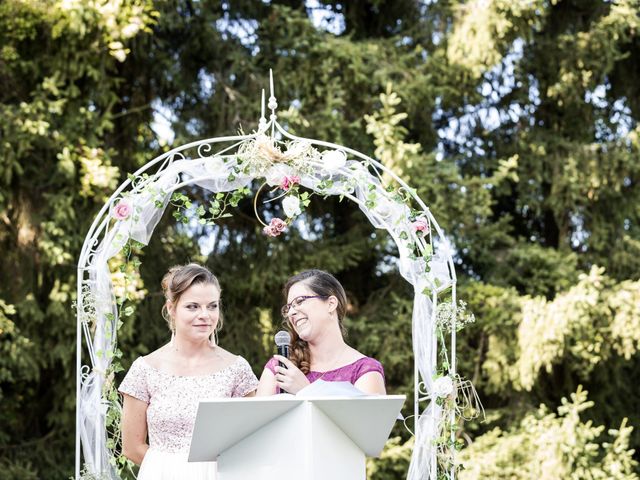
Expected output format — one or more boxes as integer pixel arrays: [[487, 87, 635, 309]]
[[490, 241, 579, 298], [367, 436, 414, 480], [0, 0, 157, 477], [0, 299, 39, 448], [1, 0, 639, 478], [458, 388, 638, 480], [0, 460, 39, 480], [515, 267, 640, 391]]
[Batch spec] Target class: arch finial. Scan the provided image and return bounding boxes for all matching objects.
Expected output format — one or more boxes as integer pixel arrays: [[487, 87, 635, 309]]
[[268, 69, 278, 120], [258, 89, 267, 132]]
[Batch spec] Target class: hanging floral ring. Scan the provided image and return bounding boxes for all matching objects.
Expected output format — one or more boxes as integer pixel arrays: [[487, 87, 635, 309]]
[[253, 173, 311, 237], [253, 181, 289, 237]]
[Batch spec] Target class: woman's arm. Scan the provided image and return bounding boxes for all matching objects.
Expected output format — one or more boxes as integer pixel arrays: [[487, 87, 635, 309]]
[[121, 394, 149, 465], [354, 371, 386, 395], [256, 368, 278, 396]]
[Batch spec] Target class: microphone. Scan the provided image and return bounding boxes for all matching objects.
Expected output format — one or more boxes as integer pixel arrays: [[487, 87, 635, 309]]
[[274, 330, 291, 369]]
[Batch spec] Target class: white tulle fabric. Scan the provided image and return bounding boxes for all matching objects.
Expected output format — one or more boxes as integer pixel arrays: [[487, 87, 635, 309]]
[[77, 133, 455, 479]]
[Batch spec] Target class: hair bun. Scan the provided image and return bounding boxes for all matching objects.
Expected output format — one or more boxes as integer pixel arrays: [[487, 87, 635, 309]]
[[161, 265, 182, 298]]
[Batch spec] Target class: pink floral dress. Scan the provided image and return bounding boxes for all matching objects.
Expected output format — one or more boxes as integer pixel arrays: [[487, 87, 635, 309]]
[[119, 355, 259, 480]]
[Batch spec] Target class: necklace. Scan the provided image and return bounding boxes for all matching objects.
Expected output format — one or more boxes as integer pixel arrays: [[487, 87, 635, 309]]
[[313, 346, 350, 381]]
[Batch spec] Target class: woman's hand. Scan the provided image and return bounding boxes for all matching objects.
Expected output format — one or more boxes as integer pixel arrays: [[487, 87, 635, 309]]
[[273, 355, 310, 394]]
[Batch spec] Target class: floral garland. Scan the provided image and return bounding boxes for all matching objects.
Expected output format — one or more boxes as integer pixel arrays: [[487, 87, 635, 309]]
[[432, 301, 483, 477], [103, 239, 144, 475], [80, 132, 476, 479]]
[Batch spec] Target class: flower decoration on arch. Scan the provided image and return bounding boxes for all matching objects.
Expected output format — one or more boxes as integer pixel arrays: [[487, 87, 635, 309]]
[[77, 79, 473, 480], [111, 200, 132, 220]]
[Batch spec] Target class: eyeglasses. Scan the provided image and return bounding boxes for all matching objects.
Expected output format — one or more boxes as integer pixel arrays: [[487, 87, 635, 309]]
[[281, 295, 328, 317]]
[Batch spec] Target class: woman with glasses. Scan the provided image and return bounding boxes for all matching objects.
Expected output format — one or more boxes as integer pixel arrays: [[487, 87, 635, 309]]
[[256, 269, 386, 395]]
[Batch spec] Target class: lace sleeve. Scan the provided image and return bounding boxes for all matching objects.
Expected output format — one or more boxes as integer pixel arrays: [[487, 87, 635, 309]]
[[118, 357, 151, 403], [353, 357, 385, 383], [231, 356, 259, 397]]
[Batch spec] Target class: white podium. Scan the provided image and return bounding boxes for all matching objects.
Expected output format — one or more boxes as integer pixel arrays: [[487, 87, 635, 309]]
[[188, 395, 405, 480]]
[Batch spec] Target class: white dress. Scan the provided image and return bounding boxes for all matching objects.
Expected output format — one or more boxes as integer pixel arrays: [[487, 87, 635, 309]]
[[119, 356, 259, 479]]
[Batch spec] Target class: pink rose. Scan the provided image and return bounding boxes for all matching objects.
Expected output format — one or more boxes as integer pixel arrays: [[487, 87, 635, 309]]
[[263, 225, 277, 237], [112, 201, 132, 220], [411, 218, 430, 235], [279, 175, 301, 191], [263, 218, 287, 237], [271, 218, 287, 232]]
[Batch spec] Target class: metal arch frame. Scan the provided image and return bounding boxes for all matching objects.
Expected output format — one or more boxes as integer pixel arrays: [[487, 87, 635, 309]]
[[75, 71, 458, 479]]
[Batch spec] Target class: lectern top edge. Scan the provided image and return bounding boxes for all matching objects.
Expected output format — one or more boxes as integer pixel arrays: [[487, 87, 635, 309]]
[[197, 394, 406, 403]]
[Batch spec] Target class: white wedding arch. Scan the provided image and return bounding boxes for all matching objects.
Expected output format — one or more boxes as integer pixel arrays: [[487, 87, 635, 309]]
[[75, 73, 462, 480]]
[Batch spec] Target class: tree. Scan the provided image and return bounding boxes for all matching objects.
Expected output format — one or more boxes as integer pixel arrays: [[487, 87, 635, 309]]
[[1, 1, 639, 478], [0, 1, 157, 477]]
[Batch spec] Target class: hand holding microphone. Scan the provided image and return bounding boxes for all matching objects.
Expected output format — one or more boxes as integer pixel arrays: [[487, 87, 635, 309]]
[[273, 331, 310, 394], [274, 330, 290, 369]]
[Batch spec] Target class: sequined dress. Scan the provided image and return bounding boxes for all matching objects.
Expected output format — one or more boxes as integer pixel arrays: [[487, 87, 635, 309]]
[[119, 355, 259, 480]]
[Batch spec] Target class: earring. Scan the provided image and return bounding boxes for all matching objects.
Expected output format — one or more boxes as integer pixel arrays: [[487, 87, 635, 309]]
[[170, 330, 175, 347]]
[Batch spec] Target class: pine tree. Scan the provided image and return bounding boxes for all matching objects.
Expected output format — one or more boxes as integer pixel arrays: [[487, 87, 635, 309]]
[[1, 1, 638, 478]]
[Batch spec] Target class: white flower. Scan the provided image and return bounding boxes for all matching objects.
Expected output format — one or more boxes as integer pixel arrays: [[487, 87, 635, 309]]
[[322, 150, 347, 171], [374, 199, 393, 220], [204, 156, 227, 176], [282, 195, 302, 218], [432, 376, 454, 398]]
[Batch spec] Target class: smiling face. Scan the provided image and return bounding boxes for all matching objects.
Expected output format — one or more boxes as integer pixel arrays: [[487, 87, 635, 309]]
[[168, 282, 221, 343], [285, 281, 336, 342]]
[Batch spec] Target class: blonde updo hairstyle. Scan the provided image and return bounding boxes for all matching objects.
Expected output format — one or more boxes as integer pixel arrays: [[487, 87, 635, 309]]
[[161, 263, 223, 333], [284, 269, 348, 374]]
